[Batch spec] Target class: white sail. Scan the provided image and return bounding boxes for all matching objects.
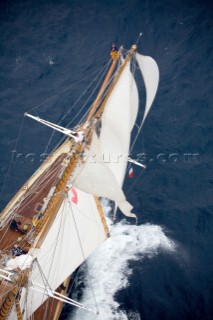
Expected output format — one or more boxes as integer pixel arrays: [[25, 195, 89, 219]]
[[23, 189, 107, 317], [99, 62, 139, 186], [73, 158, 135, 218], [72, 133, 136, 220], [136, 53, 159, 125], [8, 307, 18, 320]]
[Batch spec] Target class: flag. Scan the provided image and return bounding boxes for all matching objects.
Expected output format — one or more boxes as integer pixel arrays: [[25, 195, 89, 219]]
[[128, 167, 134, 178], [71, 187, 78, 204]]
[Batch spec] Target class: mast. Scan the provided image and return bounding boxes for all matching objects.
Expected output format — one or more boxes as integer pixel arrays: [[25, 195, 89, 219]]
[[86, 49, 120, 121], [95, 45, 136, 119], [33, 45, 136, 247], [0, 286, 19, 320], [33, 144, 82, 248]]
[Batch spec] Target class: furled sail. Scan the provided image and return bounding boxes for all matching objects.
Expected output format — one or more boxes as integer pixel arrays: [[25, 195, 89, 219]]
[[136, 53, 159, 125], [21, 188, 107, 317]]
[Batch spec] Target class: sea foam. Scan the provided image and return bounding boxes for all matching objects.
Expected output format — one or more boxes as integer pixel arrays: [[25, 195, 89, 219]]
[[70, 201, 176, 320]]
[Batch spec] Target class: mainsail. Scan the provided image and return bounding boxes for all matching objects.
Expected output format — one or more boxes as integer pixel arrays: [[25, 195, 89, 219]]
[[0, 42, 159, 320], [22, 189, 107, 317]]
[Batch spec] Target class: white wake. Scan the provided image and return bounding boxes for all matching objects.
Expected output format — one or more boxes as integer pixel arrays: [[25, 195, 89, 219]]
[[71, 201, 176, 320]]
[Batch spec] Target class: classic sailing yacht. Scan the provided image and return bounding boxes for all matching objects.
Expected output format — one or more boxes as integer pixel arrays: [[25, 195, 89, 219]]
[[0, 40, 159, 319]]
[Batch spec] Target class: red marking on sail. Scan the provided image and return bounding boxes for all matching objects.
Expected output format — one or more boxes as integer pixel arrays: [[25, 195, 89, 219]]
[[71, 187, 78, 204], [128, 167, 134, 178]]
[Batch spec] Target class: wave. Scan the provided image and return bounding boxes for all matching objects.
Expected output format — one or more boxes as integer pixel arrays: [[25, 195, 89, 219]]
[[70, 200, 176, 320]]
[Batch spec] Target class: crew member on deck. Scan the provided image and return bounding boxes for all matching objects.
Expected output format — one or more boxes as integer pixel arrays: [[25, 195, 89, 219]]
[[110, 43, 118, 60]]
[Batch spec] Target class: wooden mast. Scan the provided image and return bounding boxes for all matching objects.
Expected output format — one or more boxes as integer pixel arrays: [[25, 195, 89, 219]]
[[95, 45, 136, 119], [33, 48, 123, 247], [34, 144, 82, 248], [86, 50, 120, 121]]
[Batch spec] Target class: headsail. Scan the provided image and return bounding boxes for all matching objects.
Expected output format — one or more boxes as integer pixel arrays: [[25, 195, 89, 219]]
[[136, 53, 159, 125], [72, 133, 136, 220], [99, 61, 139, 186], [99, 61, 131, 186]]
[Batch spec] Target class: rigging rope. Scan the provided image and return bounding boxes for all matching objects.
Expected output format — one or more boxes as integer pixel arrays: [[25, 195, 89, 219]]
[[0, 59, 111, 206], [43, 60, 111, 154], [0, 158, 63, 244], [26, 62, 111, 115]]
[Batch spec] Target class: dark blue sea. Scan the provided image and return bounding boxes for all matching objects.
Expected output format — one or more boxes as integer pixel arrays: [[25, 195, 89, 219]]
[[0, 0, 212, 319]]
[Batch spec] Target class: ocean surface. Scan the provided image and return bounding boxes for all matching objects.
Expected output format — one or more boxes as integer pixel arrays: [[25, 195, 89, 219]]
[[0, 0, 212, 319]]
